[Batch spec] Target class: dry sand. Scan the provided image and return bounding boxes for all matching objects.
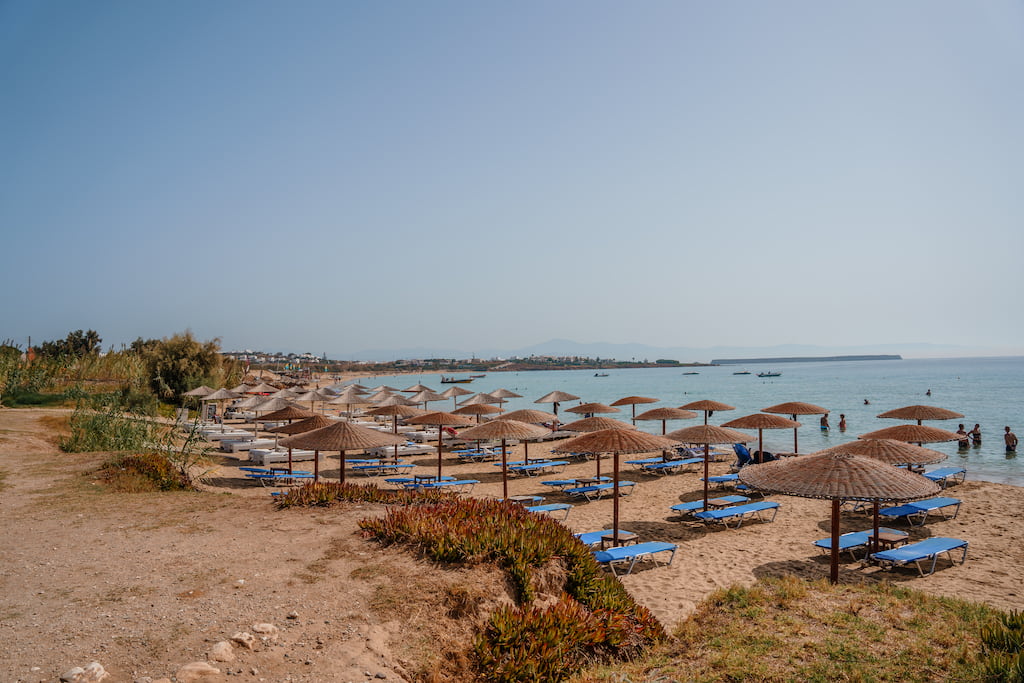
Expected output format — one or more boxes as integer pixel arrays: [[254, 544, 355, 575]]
[[2, 407, 1023, 681]]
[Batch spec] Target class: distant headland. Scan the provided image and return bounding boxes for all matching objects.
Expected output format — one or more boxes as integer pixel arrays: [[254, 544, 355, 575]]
[[710, 355, 902, 364]]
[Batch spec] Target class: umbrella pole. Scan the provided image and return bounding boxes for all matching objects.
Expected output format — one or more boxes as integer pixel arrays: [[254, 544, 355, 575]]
[[314, 450, 320, 483], [613, 452, 620, 545], [792, 415, 799, 454], [703, 443, 710, 509], [501, 439, 508, 499], [759, 429, 764, 462], [437, 432, 444, 481], [524, 441, 530, 464], [288, 447, 294, 474], [872, 501, 881, 554], [830, 498, 841, 584], [339, 450, 346, 484]]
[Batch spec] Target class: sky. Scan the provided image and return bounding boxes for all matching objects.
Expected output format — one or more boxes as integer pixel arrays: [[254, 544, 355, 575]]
[[2, 1, 1023, 360]]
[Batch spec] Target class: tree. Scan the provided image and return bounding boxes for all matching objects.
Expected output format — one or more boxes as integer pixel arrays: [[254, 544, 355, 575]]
[[141, 331, 226, 400], [37, 329, 102, 358]]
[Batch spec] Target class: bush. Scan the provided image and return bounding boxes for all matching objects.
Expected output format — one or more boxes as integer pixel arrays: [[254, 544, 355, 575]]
[[99, 452, 191, 491], [979, 610, 1024, 681], [60, 403, 158, 453]]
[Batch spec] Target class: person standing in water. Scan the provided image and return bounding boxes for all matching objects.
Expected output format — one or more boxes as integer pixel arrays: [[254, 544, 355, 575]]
[[969, 424, 982, 446], [838, 414, 847, 431], [1005, 426, 1018, 454], [820, 413, 830, 431], [956, 424, 970, 449]]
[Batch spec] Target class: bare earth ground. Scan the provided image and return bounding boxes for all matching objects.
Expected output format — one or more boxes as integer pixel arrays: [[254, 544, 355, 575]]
[[3, 408, 1024, 682]]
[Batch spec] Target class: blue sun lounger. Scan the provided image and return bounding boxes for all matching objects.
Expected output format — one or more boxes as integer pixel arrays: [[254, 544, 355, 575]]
[[525, 502, 572, 520], [693, 501, 780, 528], [593, 541, 677, 576], [565, 481, 636, 501], [384, 475, 455, 486], [670, 495, 749, 515], [508, 460, 570, 476], [869, 537, 969, 576], [411, 479, 479, 493], [878, 497, 962, 526], [923, 467, 967, 489], [812, 527, 909, 561], [541, 477, 610, 491], [574, 529, 633, 548], [642, 458, 703, 475], [245, 472, 315, 486]]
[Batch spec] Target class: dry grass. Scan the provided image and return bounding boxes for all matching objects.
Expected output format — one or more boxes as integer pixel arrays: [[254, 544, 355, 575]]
[[573, 575, 997, 682]]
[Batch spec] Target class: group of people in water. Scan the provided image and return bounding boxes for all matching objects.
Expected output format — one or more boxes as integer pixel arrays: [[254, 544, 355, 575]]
[[954, 423, 1018, 454]]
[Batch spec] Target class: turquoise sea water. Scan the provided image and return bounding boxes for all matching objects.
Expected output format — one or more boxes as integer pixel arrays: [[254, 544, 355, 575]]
[[349, 356, 1024, 486]]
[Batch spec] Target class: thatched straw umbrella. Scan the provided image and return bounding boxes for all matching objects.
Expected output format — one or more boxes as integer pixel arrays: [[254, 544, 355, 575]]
[[534, 390, 580, 430], [328, 385, 370, 420], [452, 404, 502, 422], [458, 420, 551, 499], [876, 404, 964, 425], [365, 401, 427, 460], [246, 382, 279, 394], [815, 439, 947, 552], [183, 385, 214, 398], [487, 388, 523, 413], [265, 414, 336, 472], [408, 389, 447, 410], [680, 399, 735, 425], [762, 401, 829, 453], [552, 428, 680, 546], [404, 411, 476, 480], [565, 403, 620, 420], [634, 407, 698, 435], [440, 385, 474, 410], [739, 452, 940, 583], [279, 420, 405, 483], [858, 424, 963, 444], [402, 383, 433, 393], [201, 388, 241, 429], [560, 417, 636, 477], [610, 396, 659, 425], [665, 424, 755, 509], [496, 408, 562, 462], [721, 413, 802, 462]]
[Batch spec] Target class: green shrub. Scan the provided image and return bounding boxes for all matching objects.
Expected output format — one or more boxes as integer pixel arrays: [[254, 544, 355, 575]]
[[979, 610, 1024, 681], [99, 452, 191, 491], [358, 496, 665, 681], [59, 403, 158, 453]]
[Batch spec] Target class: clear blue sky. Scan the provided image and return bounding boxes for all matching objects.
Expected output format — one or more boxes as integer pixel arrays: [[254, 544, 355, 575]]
[[2, 1, 1023, 358]]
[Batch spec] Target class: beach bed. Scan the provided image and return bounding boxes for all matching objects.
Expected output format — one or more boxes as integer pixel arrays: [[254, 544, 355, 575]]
[[923, 467, 967, 489], [593, 541, 677, 576], [524, 503, 572, 520], [878, 497, 962, 526], [641, 457, 703, 475], [869, 537, 969, 576], [670, 495, 750, 516], [565, 481, 636, 501], [248, 448, 317, 466], [693, 501, 780, 528]]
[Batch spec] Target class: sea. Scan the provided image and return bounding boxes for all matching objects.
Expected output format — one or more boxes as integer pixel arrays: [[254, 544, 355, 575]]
[[343, 356, 1024, 486]]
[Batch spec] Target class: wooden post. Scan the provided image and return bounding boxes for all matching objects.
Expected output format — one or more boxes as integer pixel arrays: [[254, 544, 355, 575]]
[[830, 498, 841, 584]]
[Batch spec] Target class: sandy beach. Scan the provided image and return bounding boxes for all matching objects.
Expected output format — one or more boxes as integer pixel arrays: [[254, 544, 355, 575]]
[[2, 407, 1023, 681]]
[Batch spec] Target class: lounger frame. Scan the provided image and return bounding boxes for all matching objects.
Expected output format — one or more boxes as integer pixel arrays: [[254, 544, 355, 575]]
[[870, 537, 969, 576], [593, 541, 677, 576]]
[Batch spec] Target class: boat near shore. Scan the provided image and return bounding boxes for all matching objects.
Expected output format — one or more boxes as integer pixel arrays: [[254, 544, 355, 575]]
[[733, 370, 751, 375], [757, 371, 782, 378], [440, 376, 473, 384]]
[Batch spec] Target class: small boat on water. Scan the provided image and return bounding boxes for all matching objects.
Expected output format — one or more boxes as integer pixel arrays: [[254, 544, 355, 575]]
[[594, 372, 609, 377], [469, 374, 486, 378], [733, 370, 751, 375], [757, 371, 782, 378], [682, 371, 699, 375], [440, 376, 473, 384]]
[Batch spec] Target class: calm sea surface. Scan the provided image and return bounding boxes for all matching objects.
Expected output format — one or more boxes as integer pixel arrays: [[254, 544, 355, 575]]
[[347, 356, 1024, 486]]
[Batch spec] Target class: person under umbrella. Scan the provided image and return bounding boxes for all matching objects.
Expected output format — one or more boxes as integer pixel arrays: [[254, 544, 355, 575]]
[[552, 428, 680, 546], [738, 451, 940, 583], [762, 401, 829, 454], [665, 424, 754, 510], [458, 420, 550, 499], [535, 390, 580, 431], [721, 414, 802, 464]]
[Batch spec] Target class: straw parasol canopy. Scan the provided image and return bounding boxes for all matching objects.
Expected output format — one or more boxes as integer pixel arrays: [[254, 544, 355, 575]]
[[408, 389, 447, 409], [498, 409, 558, 425], [817, 439, 947, 467], [371, 394, 417, 407], [203, 388, 240, 401], [534, 390, 580, 426], [366, 402, 427, 459], [610, 396, 659, 424], [329, 386, 371, 420], [552, 429, 681, 546], [738, 451, 940, 583], [458, 420, 551, 499], [489, 388, 523, 399], [858, 424, 963, 444], [721, 413, 801, 462], [183, 385, 214, 397], [280, 421, 406, 483], [405, 411, 476, 479], [440, 385, 474, 409], [452, 404, 502, 421], [247, 382, 280, 394], [876, 404, 964, 425], [403, 383, 433, 393], [565, 402, 620, 416], [264, 414, 337, 472], [680, 399, 736, 424], [230, 383, 255, 394], [666, 424, 755, 509], [561, 416, 637, 433], [459, 393, 504, 407], [255, 405, 316, 422], [368, 385, 400, 393], [763, 401, 829, 453], [634, 407, 698, 435]]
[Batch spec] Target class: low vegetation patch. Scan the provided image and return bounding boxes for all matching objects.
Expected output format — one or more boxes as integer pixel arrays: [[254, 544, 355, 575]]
[[97, 452, 193, 492], [579, 575, 999, 682], [358, 496, 665, 682], [978, 609, 1024, 680], [273, 481, 455, 508]]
